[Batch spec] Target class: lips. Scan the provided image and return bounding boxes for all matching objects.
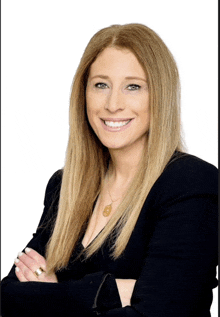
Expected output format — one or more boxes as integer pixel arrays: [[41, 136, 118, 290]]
[[100, 118, 134, 132], [104, 120, 131, 128]]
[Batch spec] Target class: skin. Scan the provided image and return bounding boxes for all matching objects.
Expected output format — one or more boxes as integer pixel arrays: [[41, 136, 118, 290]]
[[15, 248, 57, 283], [15, 249, 134, 306], [87, 47, 150, 306], [86, 47, 150, 153], [15, 47, 150, 308]]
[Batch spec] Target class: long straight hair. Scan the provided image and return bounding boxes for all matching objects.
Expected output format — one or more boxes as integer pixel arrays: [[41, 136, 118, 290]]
[[46, 23, 184, 273]]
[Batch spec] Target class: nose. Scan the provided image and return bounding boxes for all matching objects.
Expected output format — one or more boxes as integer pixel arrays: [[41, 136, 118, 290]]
[[104, 88, 125, 112]]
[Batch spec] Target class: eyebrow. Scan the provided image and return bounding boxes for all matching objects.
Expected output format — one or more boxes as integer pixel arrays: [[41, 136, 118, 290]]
[[90, 75, 147, 82]]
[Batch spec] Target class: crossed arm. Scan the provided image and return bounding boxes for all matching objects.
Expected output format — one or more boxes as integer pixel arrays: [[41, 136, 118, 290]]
[[15, 248, 136, 307], [2, 158, 218, 316]]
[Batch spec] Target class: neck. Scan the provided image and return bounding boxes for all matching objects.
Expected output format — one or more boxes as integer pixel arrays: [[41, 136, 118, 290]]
[[108, 139, 147, 186]]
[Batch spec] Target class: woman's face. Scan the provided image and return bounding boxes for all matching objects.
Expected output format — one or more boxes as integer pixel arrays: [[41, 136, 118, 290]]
[[86, 47, 150, 151]]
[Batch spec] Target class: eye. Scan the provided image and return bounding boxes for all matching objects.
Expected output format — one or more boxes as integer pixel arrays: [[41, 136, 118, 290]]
[[127, 84, 141, 91], [95, 82, 108, 89]]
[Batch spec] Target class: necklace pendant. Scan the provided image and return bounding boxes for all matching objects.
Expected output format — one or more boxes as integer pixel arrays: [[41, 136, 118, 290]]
[[103, 204, 112, 217]]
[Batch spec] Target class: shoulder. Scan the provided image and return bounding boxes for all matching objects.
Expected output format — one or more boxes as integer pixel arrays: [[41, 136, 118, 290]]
[[167, 151, 217, 173], [165, 152, 217, 186], [148, 152, 218, 208], [36, 170, 63, 232], [43, 169, 63, 208], [159, 152, 217, 191]]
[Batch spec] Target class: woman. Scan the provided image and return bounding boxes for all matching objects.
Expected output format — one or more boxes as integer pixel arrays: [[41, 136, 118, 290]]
[[1, 23, 218, 317]]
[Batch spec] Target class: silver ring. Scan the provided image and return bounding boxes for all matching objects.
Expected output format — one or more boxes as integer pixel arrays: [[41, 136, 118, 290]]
[[34, 267, 45, 277]]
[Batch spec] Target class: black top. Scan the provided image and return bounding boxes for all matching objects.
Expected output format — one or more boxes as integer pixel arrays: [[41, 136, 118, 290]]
[[1, 153, 218, 317]]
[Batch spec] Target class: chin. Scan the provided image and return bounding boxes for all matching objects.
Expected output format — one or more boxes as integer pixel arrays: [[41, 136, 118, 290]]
[[99, 140, 124, 150], [105, 141, 131, 151], [103, 143, 123, 150]]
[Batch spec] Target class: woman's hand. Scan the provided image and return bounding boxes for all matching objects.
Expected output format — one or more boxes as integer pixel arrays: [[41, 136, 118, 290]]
[[14, 248, 57, 283], [115, 279, 136, 307]]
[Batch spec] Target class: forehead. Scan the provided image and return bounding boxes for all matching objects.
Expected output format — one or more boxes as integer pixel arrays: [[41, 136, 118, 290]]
[[89, 47, 146, 79]]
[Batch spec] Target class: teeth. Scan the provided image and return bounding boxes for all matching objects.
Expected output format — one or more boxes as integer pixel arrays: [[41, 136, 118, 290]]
[[104, 120, 131, 128]]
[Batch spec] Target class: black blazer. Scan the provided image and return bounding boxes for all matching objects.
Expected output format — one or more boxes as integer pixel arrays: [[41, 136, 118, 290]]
[[1, 153, 218, 317]]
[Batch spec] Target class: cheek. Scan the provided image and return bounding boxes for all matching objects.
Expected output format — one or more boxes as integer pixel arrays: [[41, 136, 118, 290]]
[[138, 96, 150, 126], [142, 94, 150, 114], [86, 93, 95, 118], [86, 91, 104, 114], [86, 106, 95, 130], [86, 94, 101, 132], [132, 94, 150, 115]]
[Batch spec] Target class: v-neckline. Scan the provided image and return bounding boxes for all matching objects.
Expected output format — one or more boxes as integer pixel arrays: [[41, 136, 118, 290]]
[[81, 226, 105, 249], [80, 194, 108, 249]]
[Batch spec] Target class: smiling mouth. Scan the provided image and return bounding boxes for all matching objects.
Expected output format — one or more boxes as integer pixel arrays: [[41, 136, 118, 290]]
[[103, 119, 132, 128]]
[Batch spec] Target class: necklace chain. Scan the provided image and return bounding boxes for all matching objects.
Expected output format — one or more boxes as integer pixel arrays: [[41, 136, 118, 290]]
[[103, 172, 120, 217]]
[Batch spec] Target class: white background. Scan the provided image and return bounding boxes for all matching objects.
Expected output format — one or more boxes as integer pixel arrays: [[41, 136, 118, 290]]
[[2, 0, 218, 315]]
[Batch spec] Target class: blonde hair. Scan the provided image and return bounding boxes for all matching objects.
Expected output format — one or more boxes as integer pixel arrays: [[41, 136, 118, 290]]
[[46, 23, 184, 273]]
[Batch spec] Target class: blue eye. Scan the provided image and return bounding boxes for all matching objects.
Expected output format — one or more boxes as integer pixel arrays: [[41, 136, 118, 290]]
[[95, 83, 108, 89], [127, 84, 141, 91]]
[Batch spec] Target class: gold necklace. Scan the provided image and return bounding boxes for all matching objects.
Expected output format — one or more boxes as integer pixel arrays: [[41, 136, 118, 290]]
[[103, 174, 120, 217]]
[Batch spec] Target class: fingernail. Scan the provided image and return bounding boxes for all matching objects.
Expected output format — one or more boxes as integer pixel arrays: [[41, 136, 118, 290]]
[[15, 258, 20, 263], [15, 267, 20, 272], [25, 247, 31, 253], [17, 252, 23, 257]]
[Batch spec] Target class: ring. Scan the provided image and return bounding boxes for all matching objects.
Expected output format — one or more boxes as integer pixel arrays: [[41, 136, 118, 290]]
[[34, 267, 45, 277]]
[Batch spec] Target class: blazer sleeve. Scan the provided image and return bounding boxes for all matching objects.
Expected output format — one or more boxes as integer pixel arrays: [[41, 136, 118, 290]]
[[94, 156, 218, 316], [1, 156, 218, 317], [1, 170, 121, 317]]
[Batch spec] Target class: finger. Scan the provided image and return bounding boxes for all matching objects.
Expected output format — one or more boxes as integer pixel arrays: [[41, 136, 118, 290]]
[[18, 251, 46, 274], [15, 256, 39, 282], [15, 266, 28, 282], [17, 250, 47, 281], [17, 252, 43, 273], [24, 248, 47, 271]]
